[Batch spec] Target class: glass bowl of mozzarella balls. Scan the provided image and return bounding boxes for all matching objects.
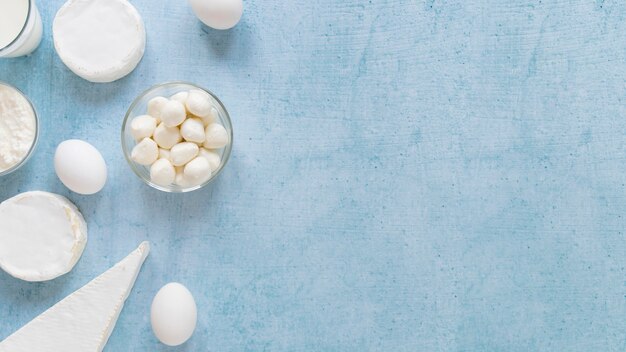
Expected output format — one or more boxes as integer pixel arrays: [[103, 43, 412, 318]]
[[122, 82, 233, 192]]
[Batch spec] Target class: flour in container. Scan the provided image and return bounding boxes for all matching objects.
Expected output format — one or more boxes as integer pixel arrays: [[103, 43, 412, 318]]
[[0, 84, 36, 172]]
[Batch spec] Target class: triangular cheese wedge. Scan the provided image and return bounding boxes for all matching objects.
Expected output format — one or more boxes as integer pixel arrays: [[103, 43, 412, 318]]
[[0, 241, 150, 352]]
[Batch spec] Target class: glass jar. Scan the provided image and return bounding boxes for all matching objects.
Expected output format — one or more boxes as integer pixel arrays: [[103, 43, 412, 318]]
[[0, 0, 43, 58]]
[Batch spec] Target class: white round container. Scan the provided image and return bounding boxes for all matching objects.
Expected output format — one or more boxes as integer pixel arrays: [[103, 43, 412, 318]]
[[0, 0, 43, 58]]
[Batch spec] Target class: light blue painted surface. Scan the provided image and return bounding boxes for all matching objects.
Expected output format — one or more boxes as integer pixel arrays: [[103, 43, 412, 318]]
[[1, 0, 625, 350]]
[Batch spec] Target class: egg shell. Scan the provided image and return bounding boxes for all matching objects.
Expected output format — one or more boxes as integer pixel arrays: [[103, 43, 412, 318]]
[[151, 282, 197, 346], [54, 139, 107, 195], [189, 0, 243, 30]]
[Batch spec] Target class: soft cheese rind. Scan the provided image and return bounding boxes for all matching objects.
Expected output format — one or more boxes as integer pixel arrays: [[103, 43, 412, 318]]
[[53, 0, 146, 83], [0, 191, 87, 282]]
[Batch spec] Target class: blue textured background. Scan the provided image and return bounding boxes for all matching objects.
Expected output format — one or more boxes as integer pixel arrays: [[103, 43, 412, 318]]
[[1, 0, 626, 350]]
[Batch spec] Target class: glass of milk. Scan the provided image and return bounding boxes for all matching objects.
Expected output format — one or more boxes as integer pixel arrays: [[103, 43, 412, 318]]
[[0, 0, 43, 58]]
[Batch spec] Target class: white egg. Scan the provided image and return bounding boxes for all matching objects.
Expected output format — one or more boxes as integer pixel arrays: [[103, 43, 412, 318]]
[[54, 140, 107, 195], [189, 0, 243, 30], [151, 283, 197, 346]]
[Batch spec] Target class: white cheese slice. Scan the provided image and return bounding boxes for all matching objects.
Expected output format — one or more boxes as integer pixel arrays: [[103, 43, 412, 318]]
[[0, 242, 150, 352], [0, 191, 87, 282], [53, 0, 146, 83]]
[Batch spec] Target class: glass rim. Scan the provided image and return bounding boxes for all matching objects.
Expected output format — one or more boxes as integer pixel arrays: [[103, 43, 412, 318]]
[[0, 0, 34, 55], [121, 81, 233, 193], [0, 81, 39, 177]]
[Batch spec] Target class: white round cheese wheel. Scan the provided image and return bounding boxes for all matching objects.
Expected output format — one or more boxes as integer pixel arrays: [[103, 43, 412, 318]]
[[53, 0, 146, 83], [0, 191, 88, 282]]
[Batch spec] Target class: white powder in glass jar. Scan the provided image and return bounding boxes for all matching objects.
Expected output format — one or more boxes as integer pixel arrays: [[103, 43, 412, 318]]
[[0, 84, 36, 172]]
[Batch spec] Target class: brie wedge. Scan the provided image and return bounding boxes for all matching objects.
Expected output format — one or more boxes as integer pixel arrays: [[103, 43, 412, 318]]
[[53, 0, 146, 83], [0, 191, 87, 282], [0, 242, 150, 352]]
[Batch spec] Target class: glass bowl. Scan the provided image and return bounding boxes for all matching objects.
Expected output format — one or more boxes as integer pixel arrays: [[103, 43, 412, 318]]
[[121, 82, 233, 192], [0, 82, 39, 177]]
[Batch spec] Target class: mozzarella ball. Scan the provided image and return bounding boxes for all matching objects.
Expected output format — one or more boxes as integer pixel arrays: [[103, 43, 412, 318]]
[[150, 158, 176, 186], [131, 138, 159, 165], [153, 123, 182, 149], [199, 106, 218, 126], [184, 156, 212, 184], [159, 148, 171, 161], [198, 148, 221, 171], [170, 91, 189, 105], [147, 96, 169, 122], [174, 166, 192, 187], [180, 117, 206, 143], [189, 0, 243, 30], [185, 90, 212, 117], [161, 100, 186, 127], [170, 142, 199, 166], [130, 115, 157, 140], [203, 123, 229, 148]]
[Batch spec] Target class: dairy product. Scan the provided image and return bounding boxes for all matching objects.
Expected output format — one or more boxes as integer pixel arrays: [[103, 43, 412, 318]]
[[203, 122, 228, 149], [0, 0, 43, 57], [170, 142, 199, 166], [53, 0, 146, 82], [131, 138, 159, 165], [0, 0, 29, 49], [150, 158, 176, 186], [180, 117, 205, 143], [0, 191, 87, 282], [126, 89, 230, 188], [130, 114, 157, 140], [183, 156, 211, 184], [0, 84, 37, 173], [0, 242, 150, 351]]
